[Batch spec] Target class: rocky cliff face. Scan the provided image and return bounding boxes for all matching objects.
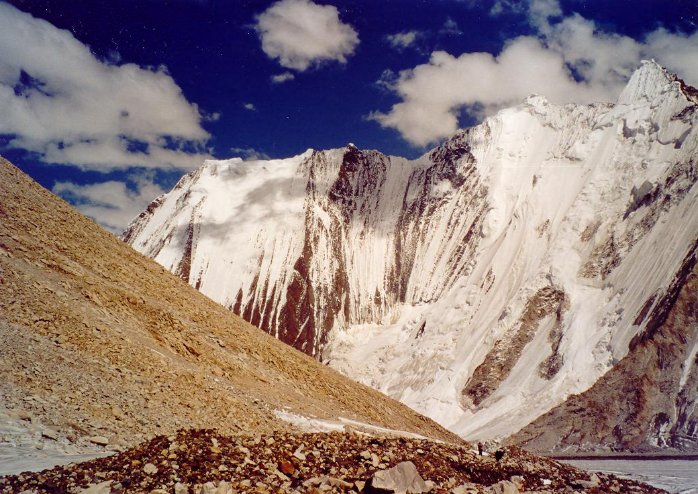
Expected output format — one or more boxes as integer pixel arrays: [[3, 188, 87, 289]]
[[124, 61, 698, 449]]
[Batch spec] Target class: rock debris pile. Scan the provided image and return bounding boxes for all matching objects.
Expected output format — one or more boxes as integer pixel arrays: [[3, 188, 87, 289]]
[[0, 429, 666, 493]]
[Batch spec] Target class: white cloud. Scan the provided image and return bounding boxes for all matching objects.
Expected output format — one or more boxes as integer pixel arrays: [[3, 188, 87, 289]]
[[376, 69, 398, 91], [230, 147, 271, 161], [255, 0, 359, 71], [526, 0, 562, 32], [243, 102, 257, 111], [202, 111, 221, 122], [386, 31, 421, 50], [441, 18, 462, 36], [372, 0, 698, 147], [0, 3, 212, 171], [271, 71, 295, 83], [52, 174, 166, 234], [635, 28, 698, 87], [489, 0, 524, 16]]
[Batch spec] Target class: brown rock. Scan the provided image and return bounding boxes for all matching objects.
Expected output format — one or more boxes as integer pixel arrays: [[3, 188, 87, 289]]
[[279, 459, 296, 475]]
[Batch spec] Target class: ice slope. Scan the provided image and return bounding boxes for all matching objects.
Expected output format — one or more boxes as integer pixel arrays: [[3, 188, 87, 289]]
[[125, 61, 698, 442]]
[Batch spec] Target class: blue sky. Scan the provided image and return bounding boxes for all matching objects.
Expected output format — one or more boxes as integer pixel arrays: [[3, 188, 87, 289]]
[[1, 0, 696, 232]]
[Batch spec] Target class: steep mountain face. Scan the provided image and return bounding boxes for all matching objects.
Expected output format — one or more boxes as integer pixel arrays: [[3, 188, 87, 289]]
[[509, 262, 698, 452], [124, 137, 485, 357], [0, 157, 461, 454], [125, 61, 698, 449]]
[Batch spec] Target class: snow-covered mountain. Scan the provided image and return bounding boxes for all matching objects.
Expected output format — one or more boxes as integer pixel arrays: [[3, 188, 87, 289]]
[[124, 61, 698, 449]]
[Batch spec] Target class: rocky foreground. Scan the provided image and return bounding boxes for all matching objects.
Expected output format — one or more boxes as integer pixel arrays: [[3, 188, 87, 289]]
[[0, 429, 665, 494]]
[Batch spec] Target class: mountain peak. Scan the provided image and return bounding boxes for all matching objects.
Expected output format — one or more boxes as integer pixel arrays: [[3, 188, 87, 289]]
[[617, 59, 674, 105]]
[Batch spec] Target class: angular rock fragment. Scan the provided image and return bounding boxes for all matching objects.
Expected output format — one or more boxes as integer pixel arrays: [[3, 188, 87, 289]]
[[370, 461, 431, 493]]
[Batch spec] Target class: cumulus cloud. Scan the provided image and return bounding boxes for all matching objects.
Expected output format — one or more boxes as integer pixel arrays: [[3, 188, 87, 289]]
[[0, 3, 212, 171], [243, 102, 257, 111], [271, 71, 295, 83], [386, 31, 421, 50], [371, 0, 698, 146], [525, 0, 562, 32], [255, 0, 359, 71], [53, 173, 166, 234]]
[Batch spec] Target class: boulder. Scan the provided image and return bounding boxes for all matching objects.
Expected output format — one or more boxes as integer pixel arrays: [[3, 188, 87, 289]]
[[371, 461, 431, 493]]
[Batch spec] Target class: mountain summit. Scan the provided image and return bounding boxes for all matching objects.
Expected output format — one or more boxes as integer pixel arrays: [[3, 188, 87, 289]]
[[125, 63, 698, 452]]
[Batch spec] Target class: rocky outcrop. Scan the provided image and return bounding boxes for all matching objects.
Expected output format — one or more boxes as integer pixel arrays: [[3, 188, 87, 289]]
[[462, 287, 569, 407]]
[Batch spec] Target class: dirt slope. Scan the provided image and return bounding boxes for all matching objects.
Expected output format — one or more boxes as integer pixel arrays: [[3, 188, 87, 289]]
[[0, 157, 460, 450]]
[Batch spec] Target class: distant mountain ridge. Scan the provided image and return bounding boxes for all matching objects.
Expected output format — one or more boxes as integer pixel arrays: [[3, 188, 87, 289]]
[[125, 61, 698, 452]]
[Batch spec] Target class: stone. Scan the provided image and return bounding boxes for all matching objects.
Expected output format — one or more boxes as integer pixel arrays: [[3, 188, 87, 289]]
[[111, 406, 125, 420], [273, 469, 289, 481], [371, 461, 431, 494], [174, 483, 189, 494], [201, 482, 217, 494], [143, 463, 158, 475], [303, 477, 330, 487], [355, 480, 366, 491], [293, 446, 306, 461], [41, 428, 58, 440], [328, 478, 352, 488], [215, 481, 232, 494], [451, 484, 479, 494], [510, 475, 524, 490], [88, 436, 109, 446], [484, 480, 519, 494], [279, 460, 295, 475], [578, 473, 601, 488], [79, 481, 112, 493]]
